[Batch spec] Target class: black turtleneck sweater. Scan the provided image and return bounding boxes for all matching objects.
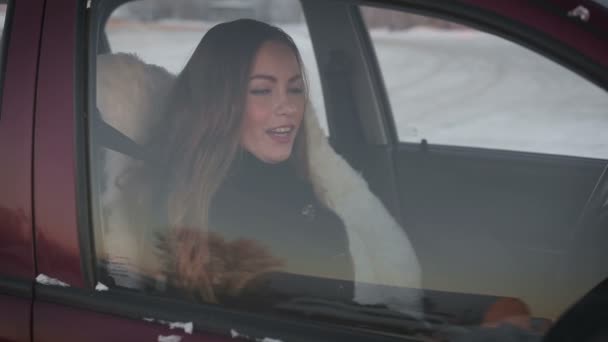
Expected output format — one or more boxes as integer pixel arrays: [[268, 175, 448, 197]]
[[209, 151, 354, 301]]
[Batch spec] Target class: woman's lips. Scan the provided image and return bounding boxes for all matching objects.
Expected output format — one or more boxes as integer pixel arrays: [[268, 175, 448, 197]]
[[266, 125, 295, 144]]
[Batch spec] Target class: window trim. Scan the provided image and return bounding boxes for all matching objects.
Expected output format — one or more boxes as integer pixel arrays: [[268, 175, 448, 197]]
[[398, 140, 608, 165], [0, 275, 32, 299], [397, 140, 608, 168], [35, 285, 418, 342], [77, 0, 96, 288]]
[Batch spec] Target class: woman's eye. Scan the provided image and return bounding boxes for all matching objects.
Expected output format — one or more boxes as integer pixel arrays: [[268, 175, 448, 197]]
[[288, 87, 304, 94], [249, 88, 271, 95]]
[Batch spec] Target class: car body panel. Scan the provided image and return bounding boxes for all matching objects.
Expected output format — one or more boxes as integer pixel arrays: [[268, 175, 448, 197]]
[[33, 301, 233, 342], [34, 0, 85, 288], [0, 295, 32, 341], [0, 0, 43, 281], [0, 0, 45, 340]]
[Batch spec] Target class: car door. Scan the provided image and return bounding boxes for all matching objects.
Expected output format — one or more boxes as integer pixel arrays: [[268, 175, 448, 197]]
[[0, 0, 45, 341], [323, 0, 608, 335]]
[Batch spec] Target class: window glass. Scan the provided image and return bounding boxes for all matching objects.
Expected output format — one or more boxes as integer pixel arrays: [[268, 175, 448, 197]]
[[89, 0, 422, 338], [363, 7, 608, 159]]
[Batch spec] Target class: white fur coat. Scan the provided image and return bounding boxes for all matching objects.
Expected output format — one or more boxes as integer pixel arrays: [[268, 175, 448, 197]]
[[96, 53, 422, 312]]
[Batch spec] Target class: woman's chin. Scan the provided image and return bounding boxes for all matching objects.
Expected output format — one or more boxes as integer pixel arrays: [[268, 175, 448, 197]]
[[262, 153, 291, 164], [255, 148, 293, 164]]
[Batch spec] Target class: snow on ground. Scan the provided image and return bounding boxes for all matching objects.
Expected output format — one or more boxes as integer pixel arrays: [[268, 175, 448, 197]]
[[369, 27, 608, 159], [104, 20, 608, 159]]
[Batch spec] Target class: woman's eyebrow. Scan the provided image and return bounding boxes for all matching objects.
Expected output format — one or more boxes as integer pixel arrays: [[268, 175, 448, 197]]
[[288, 75, 303, 83], [249, 74, 302, 82], [249, 75, 276, 82]]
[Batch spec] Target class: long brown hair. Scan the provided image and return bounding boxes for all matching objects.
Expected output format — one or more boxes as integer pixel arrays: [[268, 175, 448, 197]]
[[162, 19, 308, 231], [131, 19, 309, 296]]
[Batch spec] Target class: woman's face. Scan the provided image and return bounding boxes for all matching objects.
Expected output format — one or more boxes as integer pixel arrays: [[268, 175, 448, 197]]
[[241, 40, 306, 164]]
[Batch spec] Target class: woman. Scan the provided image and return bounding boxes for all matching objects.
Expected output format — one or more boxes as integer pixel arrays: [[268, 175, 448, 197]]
[[97, 19, 421, 312]]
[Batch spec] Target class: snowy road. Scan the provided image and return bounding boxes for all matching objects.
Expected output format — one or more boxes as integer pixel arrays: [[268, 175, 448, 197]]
[[370, 28, 608, 158]]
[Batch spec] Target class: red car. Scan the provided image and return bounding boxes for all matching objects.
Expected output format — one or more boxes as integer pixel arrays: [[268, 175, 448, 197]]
[[1, 0, 607, 341]]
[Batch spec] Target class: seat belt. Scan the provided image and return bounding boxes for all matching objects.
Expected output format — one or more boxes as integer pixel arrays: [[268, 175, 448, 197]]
[[91, 107, 152, 162]]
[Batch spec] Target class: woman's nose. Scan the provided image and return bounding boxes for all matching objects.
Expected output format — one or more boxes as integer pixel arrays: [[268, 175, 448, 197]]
[[275, 94, 296, 116]]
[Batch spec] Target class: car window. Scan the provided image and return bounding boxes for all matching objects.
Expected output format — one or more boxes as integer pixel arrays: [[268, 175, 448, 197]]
[[362, 6, 608, 159], [88, 0, 423, 339]]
